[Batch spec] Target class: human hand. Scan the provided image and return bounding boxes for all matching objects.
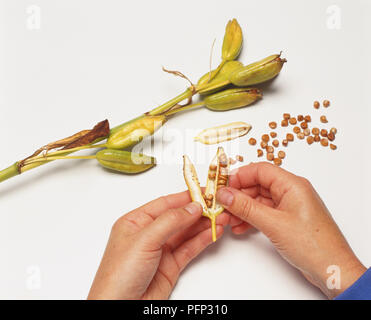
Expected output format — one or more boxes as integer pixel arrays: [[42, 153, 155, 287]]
[[88, 191, 229, 300], [216, 162, 366, 299]]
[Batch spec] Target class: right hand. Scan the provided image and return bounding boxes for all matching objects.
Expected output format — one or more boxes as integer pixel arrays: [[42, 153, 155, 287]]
[[216, 162, 366, 299]]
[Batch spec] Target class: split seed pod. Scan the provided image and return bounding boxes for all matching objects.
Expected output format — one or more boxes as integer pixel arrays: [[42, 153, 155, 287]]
[[96, 149, 156, 174], [229, 53, 287, 86], [194, 122, 252, 145], [222, 19, 243, 61], [204, 88, 262, 111], [197, 61, 243, 95], [183, 147, 230, 242], [106, 115, 166, 150]]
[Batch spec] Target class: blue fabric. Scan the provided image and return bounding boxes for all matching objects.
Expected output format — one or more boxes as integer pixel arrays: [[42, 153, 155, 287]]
[[335, 268, 371, 300]]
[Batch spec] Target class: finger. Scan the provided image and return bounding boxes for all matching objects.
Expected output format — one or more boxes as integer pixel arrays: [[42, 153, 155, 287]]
[[240, 186, 272, 199], [139, 202, 203, 249], [173, 225, 224, 272], [232, 222, 252, 235], [167, 212, 230, 250], [229, 162, 299, 204], [216, 187, 281, 233]]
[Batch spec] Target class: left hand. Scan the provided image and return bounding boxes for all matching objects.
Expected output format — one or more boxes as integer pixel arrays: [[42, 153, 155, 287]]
[[88, 191, 229, 300]]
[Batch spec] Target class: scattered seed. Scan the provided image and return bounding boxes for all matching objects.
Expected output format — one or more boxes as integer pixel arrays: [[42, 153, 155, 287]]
[[257, 149, 263, 157], [312, 127, 320, 135], [283, 113, 290, 120], [303, 128, 310, 136], [249, 137, 257, 145], [293, 126, 301, 134], [262, 134, 270, 142], [304, 115, 311, 122], [281, 119, 288, 127], [320, 115, 328, 123], [314, 135, 320, 142], [282, 139, 288, 147], [330, 144, 337, 150], [320, 129, 328, 137], [274, 158, 282, 166], [314, 101, 320, 109], [266, 146, 274, 153], [320, 138, 329, 147], [307, 136, 314, 145], [297, 115, 304, 122], [272, 139, 279, 147], [323, 100, 330, 108], [297, 132, 305, 140], [289, 117, 297, 125], [261, 141, 268, 149], [269, 121, 277, 129], [270, 132, 277, 138], [286, 133, 294, 142], [300, 122, 308, 129], [328, 132, 335, 141], [278, 151, 286, 159], [330, 127, 337, 135], [236, 155, 244, 162], [267, 153, 274, 161]]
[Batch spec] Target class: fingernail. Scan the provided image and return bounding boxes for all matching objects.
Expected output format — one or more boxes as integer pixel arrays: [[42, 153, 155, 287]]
[[184, 202, 202, 215], [216, 188, 234, 206]]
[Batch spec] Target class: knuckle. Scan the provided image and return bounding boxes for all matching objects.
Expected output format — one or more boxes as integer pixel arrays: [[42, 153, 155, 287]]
[[240, 197, 254, 221]]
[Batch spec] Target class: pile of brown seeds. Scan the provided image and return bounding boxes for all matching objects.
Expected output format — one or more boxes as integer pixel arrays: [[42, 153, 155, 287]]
[[249, 100, 338, 166]]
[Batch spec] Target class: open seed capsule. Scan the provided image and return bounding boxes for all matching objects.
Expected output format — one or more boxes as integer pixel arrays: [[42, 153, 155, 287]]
[[204, 88, 262, 111], [194, 121, 252, 145], [106, 115, 166, 150], [96, 149, 156, 174], [222, 19, 243, 61], [229, 53, 287, 86]]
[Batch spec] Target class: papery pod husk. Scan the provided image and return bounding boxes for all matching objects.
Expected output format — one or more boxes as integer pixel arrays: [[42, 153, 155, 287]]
[[106, 115, 166, 150], [222, 19, 243, 61], [204, 88, 262, 111], [96, 149, 156, 174], [197, 61, 243, 95], [229, 54, 287, 86]]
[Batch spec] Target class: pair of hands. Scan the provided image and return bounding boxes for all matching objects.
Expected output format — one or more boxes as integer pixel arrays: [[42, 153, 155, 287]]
[[88, 162, 365, 300]]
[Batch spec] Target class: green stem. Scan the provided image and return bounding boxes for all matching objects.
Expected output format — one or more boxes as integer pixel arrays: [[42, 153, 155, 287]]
[[24, 155, 96, 166], [165, 101, 205, 116], [0, 163, 19, 183]]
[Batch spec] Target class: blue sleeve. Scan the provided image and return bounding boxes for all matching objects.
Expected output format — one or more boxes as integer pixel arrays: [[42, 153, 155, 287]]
[[335, 268, 371, 300]]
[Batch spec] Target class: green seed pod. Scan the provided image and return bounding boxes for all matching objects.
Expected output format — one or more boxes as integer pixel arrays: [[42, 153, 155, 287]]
[[96, 149, 156, 174], [229, 54, 287, 86], [222, 19, 243, 61], [106, 115, 166, 150], [204, 88, 262, 111], [197, 61, 243, 95]]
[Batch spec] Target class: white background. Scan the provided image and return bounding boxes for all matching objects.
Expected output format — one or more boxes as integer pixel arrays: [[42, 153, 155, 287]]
[[0, 0, 370, 299]]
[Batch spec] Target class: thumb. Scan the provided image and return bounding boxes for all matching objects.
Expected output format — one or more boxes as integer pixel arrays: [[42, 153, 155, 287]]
[[140, 202, 203, 249], [216, 187, 280, 233]]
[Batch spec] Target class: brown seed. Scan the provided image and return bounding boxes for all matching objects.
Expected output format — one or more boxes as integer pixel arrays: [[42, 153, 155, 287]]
[[270, 132, 277, 138], [208, 172, 216, 179], [307, 136, 314, 145], [327, 132, 335, 141], [320, 115, 328, 123], [261, 141, 268, 149], [209, 164, 217, 171], [206, 200, 212, 208], [330, 127, 337, 135], [314, 135, 320, 142], [330, 144, 337, 150], [303, 128, 310, 136], [314, 101, 320, 109], [278, 151, 286, 159], [289, 117, 297, 125], [300, 121, 308, 129], [320, 129, 328, 137], [257, 149, 263, 157], [269, 122, 277, 129], [249, 137, 257, 145], [267, 153, 274, 161], [297, 115, 304, 122], [272, 139, 279, 147], [236, 155, 244, 162], [206, 194, 213, 201], [282, 139, 288, 147], [323, 100, 330, 108], [266, 146, 274, 153], [273, 158, 282, 166], [293, 126, 301, 134], [320, 138, 329, 147], [312, 127, 320, 135], [304, 115, 311, 122], [297, 132, 305, 140], [281, 119, 288, 127], [262, 134, 270, 142], [286, 133, 294, 142], [283, 113, 290, 120]]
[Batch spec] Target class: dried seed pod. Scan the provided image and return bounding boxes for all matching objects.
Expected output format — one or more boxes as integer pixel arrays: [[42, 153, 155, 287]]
[[320, 129, 328, 137], [266, 146, 274, 153], [293, 126, 301, 134], [262, 134, 270, 142], [273, 158, 282, 166], [249, 138, 257, 145], [107, 115, 167, 150], [320, 138, 329, 147], [267, 153, 274, 161], [229, 53, 287, 86], [272, 139, 279, 147], [282, 139, 288, 146], [330, 144, 337, 150], [278, 151, 286, 159], [314, 101, 320, 109], [257, 149, 263, 157], [323, 100, 330, 108], [96, 149, 156, 174], [270, 132, 277, 138], [320, 115, 328, 123], [286, 133, 294, 142], [222, 19, 243, 61], [269, 122, 277, 129], [307, 136, 314, 145], [204, 88, 262, 111], [281, 119, 289, 127], [194, 121, 252, 145], [289, 117, 297, 125]]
